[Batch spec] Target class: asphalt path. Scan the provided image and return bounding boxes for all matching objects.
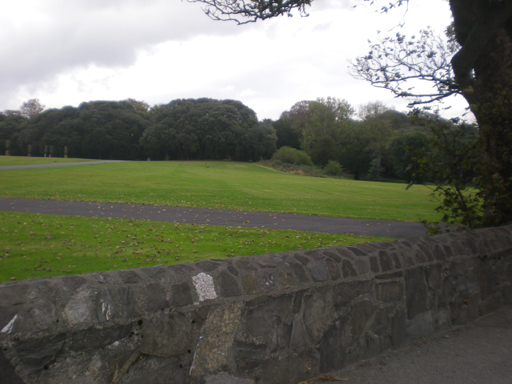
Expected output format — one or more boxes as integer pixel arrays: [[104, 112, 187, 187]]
[[320, 306, 512, 384], [0, 198, 427, 238]]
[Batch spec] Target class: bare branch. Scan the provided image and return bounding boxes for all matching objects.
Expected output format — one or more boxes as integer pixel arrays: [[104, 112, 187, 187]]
[[349, 28, 460, 106]]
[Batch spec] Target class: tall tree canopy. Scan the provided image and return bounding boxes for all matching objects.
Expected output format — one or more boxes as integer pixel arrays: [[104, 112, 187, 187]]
[[141, 98, 276, 161], [192, 0, 512, 226]]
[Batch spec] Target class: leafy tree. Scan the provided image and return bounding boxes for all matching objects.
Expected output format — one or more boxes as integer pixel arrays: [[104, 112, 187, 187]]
[[324, 160, 343, 176], [388, 130, 430, 182], [272, 116, 301, 149], [20, 99, 45, 120], [368, 157, 385, 181], [142, 98, 275, 161], [408, 111, 482, 227], [358, 101, 389, 120]]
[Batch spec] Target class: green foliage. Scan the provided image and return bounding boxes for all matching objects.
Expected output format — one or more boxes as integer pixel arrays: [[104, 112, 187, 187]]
[[368, 157, 385, 181], [324, 160, 343, 176], [388, 130, 430, 182], [141, 98, 276, 161], [408, 112, 483, 227], [271, 146, 313, 166]]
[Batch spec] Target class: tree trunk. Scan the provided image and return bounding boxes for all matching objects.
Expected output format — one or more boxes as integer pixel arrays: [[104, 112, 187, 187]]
[[450, 0, 512, 226]]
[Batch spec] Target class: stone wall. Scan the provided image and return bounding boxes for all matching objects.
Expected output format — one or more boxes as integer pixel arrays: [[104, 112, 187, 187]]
[[1, 226, 511, 384]]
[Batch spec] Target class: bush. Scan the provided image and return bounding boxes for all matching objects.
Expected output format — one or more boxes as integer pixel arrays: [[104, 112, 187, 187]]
[[271, 146, 313, 166], [324, 160, 343, 176]]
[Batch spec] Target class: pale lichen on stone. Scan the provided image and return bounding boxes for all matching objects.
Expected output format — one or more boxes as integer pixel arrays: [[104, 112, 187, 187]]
[[1, 314, 18, 334], [192, 272, 217, 302]]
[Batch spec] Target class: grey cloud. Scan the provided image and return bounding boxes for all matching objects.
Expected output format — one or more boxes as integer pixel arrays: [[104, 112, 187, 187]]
[[0, 0, 248, 107]]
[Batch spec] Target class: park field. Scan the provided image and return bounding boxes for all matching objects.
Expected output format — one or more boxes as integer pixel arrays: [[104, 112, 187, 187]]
[[0, 157, 441, 222], [0, 157, 437, 281]]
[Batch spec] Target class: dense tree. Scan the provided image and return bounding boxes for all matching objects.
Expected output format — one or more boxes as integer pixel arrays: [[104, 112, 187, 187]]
[[388, 130, 430, 182], [192, 0, 512, 226], [141, 98, 276, 161]]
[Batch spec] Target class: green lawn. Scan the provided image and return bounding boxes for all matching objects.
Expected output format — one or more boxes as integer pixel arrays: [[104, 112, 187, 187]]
[[0, 211, 388, 282], [0, 157, 438, 282], [0, 158, 440, 222]]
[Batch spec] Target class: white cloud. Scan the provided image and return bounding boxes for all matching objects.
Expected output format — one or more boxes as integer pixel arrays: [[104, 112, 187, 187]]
[[1, 0, 467, 120]]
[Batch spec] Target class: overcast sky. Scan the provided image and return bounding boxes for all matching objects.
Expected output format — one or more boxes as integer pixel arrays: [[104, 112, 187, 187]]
[[1, 0, 468, 120]]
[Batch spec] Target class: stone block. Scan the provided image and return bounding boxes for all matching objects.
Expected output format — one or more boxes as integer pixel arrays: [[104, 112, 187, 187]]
[[304, 293, 330, 341], [375, 281, 404, 303], [206, 372, 255, 384], [341, 259, 357, 278], [194, 260, 221, 272], [117, 269, 142, 284], [378, 251, 393, 272], [140, 283, 168, 313], [426, 264, 442, 291], [350, 300, 375, 337], [324, 251, 342, 262], [190, 304, 242, 378], [244, 295, 293, 338], [325, 259, 341, 281], [14, 333, 66, 374], [269, 324, 293, 352], [70, 324, 133, 351], [218, 271, 242, 297], [289, 318, 310, 350], [141, 312, 194, 357], [405, 267, 428, 320], [0, 349, 23, 384], [293, 254, 310, 266], [407, 313, 434, 342], [310, 263, 329, 282], [391, 309, 406, 348], [233, 341, 268, 371], [334, 280, 373, 307], [319, 318, 347, 372], [242, 274, 258, 295], [289, 262, 309, 282], [369, 256, 380, 273], [171, 282, 193, 308]]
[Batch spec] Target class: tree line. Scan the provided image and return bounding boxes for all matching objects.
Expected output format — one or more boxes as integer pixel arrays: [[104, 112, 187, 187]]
[[1, 96, 477, 184], [0, 98, 276, 162]]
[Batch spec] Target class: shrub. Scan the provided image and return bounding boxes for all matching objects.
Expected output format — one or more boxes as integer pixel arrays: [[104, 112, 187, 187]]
[[272, 146, 313, 166], [324, 160, 343, 176]]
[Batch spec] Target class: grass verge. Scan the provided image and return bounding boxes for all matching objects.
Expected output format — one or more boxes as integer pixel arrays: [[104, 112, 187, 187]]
[[0, 211, 390, 282]]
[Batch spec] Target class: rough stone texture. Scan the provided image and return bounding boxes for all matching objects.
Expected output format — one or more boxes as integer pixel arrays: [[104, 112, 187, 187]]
[[0, 225, 511, 383]]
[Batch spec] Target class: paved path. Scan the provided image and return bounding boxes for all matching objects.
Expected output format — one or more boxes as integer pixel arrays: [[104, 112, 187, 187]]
[[318, 306, 512, 384], [0, 160, 123, 170], [0, 198, 427, 238]]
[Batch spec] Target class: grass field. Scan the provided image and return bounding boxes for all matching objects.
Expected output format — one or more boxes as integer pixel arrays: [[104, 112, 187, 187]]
[[0, 157, 440, 222], [0, 156, 438, 282], [0, 211, 387, 282]]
